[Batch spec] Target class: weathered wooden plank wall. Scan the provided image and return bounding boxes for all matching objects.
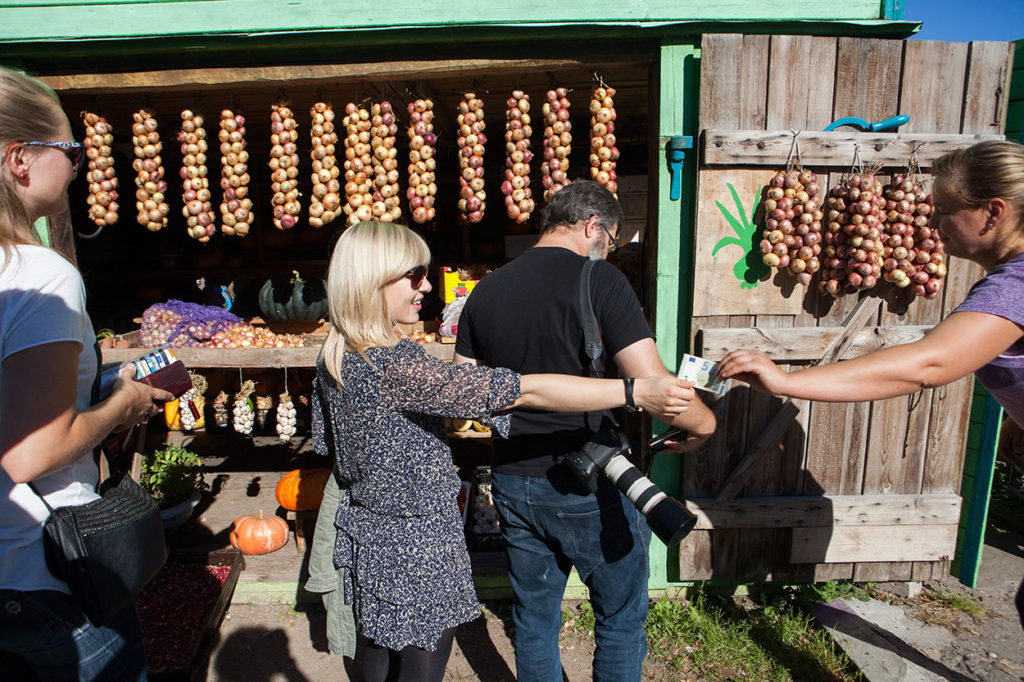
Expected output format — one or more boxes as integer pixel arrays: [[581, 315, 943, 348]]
[[685, 34, 1013, 583]]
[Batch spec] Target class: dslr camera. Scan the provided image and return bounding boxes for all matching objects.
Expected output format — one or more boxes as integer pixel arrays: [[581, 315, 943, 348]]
[[565, 425, 698, 547]]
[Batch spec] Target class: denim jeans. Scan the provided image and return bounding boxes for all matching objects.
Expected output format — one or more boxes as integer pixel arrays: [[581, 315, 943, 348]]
[[0, 589, 147, 681], [491, 471, 651, 682]]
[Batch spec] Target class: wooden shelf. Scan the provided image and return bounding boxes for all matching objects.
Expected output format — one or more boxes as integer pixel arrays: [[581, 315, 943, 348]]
[[101, 342, 455, 368], [701, 129, 1003, 167]]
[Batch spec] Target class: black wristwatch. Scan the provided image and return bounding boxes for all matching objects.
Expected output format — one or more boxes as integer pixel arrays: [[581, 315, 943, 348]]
[[623, 377, 639, 413]]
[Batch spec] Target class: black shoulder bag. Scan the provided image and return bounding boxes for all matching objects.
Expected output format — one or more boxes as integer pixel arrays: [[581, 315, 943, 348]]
[[26, 344, 167, 625]]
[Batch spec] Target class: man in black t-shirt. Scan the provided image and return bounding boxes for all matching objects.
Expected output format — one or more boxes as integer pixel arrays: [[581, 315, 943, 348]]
[[455, 181, 715, 681]]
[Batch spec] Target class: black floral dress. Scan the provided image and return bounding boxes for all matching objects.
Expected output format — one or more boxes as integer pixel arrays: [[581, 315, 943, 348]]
[[312, 339, 520, 651]]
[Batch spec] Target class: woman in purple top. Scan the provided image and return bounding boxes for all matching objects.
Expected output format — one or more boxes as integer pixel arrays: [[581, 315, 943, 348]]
[[717, 139, 1024, 625]]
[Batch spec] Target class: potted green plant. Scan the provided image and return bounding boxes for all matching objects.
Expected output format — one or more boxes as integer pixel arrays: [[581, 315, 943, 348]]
[[141, 444, 206, 532]]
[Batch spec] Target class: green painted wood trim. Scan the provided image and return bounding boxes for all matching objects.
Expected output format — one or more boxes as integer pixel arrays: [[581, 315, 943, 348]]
[[647, 42, 700, 590], [0, 23, 920, 68], [952, 388, 1002, 588], [0, 1, 887, 43], [1011, 41, 1024, 144], [882, 0, 905, 20]]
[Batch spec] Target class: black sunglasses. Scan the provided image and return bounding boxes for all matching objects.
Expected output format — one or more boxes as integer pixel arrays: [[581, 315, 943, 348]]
[[22, 141, 85, 175], [397, 265, 428, 288]]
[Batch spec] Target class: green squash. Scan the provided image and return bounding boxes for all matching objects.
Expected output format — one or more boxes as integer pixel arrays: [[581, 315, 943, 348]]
[[258, 270, 328, 321]]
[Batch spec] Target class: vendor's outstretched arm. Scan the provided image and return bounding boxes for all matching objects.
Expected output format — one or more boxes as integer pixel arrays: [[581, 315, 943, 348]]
[[716, 311, 1023, 402]]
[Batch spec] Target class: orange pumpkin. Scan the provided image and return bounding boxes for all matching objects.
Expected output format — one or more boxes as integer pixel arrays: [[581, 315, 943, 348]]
[[229, 512, 289, 555], [275, 468, 332, 512]]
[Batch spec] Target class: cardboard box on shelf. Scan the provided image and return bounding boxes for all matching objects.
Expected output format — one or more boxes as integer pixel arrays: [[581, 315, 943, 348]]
[[440, 266, 489, 304]]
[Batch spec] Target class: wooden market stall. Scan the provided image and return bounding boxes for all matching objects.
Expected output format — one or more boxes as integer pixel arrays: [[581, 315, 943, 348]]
[[684, 34, 1013, 585], [1, 2, 1014, 592]]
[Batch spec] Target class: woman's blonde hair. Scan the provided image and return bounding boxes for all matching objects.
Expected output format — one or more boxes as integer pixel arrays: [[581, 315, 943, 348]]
[[0, 67, 65, 254], [320, 221, 431, 384], [932, 140, 1024, 226]]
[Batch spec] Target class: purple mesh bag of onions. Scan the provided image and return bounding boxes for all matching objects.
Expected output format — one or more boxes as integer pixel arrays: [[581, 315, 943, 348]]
[[141, 300, 243, 347]]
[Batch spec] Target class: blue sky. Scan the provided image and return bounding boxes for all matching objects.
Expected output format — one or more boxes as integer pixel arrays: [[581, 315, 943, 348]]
[[905, 0, 1024, 42]]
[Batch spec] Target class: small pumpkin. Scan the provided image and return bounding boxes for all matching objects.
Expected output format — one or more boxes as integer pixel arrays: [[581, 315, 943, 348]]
[[258, 270, 328, 321], [275, 468, 332, 512], [229, 511, 289, 555]]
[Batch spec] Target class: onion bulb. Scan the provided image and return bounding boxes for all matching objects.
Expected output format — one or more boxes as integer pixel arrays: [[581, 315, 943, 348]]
[[82, 112, 119, 228], [589, 85, 619, 195], [131, 109, 169, 232], [407, 98, 437, 224], [541, 88, 571, 201], [270, 101, 300, 229], [502, 90, 534, 223], [308, 101, 340, 228], [457, 92, 486, 223], [179, 110, 216, 242], [218, 108, 254, 236]]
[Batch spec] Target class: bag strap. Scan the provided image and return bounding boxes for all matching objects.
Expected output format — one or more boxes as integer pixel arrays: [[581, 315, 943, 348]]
[[27, 342, 116, 509], [580, 259, 605, 379]]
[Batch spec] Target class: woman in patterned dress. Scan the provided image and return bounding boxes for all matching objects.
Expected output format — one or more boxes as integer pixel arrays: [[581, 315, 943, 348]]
[[312, 221, 697, 681]]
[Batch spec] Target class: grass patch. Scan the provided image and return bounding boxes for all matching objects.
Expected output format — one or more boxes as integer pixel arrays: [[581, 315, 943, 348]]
[[922, 586, 988, 622], [558, 583, 862, 681], [641, 589, 860, 681]]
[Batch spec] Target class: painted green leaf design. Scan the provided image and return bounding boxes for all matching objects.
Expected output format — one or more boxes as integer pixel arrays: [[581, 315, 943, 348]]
[[712, 182, 768, 289]]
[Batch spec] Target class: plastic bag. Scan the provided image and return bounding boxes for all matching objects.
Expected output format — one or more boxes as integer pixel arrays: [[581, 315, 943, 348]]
[[438, 298, 467, 339]]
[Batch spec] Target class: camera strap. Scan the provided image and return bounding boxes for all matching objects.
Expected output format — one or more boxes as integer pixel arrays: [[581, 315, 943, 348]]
[[580, 259, 605, 379]]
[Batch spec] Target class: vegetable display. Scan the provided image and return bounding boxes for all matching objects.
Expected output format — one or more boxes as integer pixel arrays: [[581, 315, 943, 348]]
[[541, 88, 572, 201], [229, 512, 289, 555], [370, 101, 402, 223], [218, 108, 254, 237], [759, 169, 823, 286], [275, 468, 331, 512], [821, 174, 885, 296], [407, 98, 437, 224], [132, 109, 169, 232], [179, 110, 216, 242], [881, 175, 945, 298], [233, 379, 256, 435], [308, 101, 341, 228], [82, 112, 119, 229], [502, 90, 534, 223], [141, 300, 304, 348], [457, 92, 486, 223], [342, 103, 374, 226], [276, 391, 297, 442], [269, 101, 300, 229], [589, 86, 619, 195]]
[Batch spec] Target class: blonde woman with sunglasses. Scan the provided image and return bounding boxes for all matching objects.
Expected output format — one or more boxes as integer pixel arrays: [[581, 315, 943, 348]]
[[312, 221, 696, 681], [0, 67, 171, 681]]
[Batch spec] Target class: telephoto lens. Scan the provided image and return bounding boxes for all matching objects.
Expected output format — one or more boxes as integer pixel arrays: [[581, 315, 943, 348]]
[[566, 426, 698, 547]]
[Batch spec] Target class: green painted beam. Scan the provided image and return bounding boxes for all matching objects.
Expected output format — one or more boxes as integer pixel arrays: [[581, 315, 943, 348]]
[[0, 1, 887, 43], [648, 41, 700, 589], [953, 390, 1002, 588]]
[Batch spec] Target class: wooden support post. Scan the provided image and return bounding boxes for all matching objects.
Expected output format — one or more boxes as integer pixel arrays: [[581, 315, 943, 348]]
[[285, 509, 316, 553], [715, 297, 878, 500]]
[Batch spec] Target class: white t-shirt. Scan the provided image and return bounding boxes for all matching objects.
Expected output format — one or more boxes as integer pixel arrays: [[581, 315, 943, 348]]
[[0, 244, 100, 593]]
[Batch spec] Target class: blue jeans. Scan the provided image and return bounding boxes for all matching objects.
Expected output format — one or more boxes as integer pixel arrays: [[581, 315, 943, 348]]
[[491, 471, 651, 682], [0, 589, 147, 681]]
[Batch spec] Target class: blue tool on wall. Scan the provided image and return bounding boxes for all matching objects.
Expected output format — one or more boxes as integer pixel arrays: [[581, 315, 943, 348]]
[[666, 136, 693, 201], [823, 114, 910, 133]]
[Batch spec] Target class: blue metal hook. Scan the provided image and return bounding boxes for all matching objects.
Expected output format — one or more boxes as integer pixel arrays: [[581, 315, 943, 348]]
[[824, 114, 909, 133]]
